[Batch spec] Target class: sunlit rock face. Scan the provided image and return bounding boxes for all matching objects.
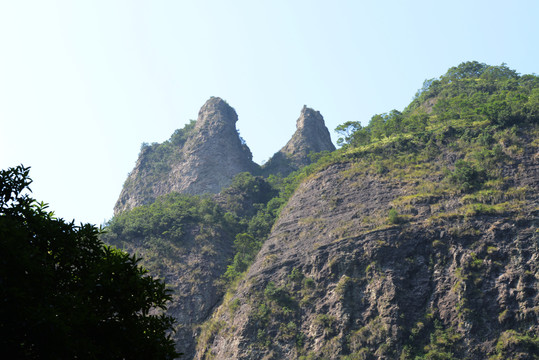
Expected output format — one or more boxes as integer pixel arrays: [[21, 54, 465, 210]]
[[114, 97, 258, 214], [263, 105, 336, 177]]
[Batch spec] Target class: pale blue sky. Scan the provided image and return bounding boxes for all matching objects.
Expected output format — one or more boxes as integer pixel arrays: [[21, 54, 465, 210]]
[[1, 0, 538, 225]]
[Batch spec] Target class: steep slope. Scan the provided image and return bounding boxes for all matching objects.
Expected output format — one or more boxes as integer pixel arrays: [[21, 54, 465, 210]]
[[197, 158, 538, 359], [104, 194, 237, 357], [195, 62, 539, 359], [102, 173, 281, 358], [114, 97, 258, 214], [106, 98, 336, 357], [263, 106, 336, 177]]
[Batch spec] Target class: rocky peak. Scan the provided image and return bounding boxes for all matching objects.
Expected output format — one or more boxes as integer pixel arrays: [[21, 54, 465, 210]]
[[189, 97, 253, 158], [296, 105, 322, 128], [195, 97, 238, 133], [113, 97, 258, 214], [286, 105, 335, 153], [262, 106, 335, 176]]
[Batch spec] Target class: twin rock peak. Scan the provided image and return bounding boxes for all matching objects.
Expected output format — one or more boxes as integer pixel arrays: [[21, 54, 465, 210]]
[[114, 97, 335, 214]]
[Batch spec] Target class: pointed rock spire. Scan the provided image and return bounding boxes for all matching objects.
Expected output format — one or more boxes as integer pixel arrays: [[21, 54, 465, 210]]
[[281, 105, 336, 160], [195, 97, 239, 133], [263, 106, 335, 176], [114, 97, 258, 214]]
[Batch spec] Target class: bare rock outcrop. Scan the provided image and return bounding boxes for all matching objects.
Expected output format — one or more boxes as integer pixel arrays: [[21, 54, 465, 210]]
[[174, 97, 258, 194], [114, 97, 258, 214], [263, 106, 336, 176]]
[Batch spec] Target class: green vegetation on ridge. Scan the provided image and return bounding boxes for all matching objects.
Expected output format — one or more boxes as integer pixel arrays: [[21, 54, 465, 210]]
[[328, 61, 539, 229], [336, 61, 539, 148]]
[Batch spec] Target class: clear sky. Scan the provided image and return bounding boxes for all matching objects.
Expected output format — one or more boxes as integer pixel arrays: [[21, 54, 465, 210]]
[[1, 0, 538, 225]]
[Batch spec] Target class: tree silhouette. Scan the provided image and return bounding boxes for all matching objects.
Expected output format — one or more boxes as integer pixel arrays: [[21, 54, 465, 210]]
[[0, 165, 179, 359]]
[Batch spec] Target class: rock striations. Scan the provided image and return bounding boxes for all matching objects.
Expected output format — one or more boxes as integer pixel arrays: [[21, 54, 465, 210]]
[[195, 148, 539, 360], [114, 97, 259, 214], [263, 106, 336, 176]]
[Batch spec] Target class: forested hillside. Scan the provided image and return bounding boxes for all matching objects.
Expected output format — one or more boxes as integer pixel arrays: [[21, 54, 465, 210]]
[[103, 62, 539, 359]]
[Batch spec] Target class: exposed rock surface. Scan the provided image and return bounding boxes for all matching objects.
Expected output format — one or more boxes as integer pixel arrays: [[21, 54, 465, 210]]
[[196, 148, 538, 359], [263, 106, 336, 176], [114, 97, 258, 214]]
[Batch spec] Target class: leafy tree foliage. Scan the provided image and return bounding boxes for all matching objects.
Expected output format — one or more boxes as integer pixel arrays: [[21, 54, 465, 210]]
[[337, 62, 539, 148], [106, 192, 225, 244], [448, 160, 485, 193], [224, 233, 261, 279], [218, 173, 281, 282], [388, 208, 400, 224], [220, 172, 278, 218], [335, 121, 363, 147], [170, 119, 196, 146], [0, 166, 179, 360], [104, 172, 284, 285]]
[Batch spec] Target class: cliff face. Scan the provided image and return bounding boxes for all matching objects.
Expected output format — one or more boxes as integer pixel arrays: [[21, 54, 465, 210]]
[[114, 97, 258, 214], [102, 193, 238, 359], [195, 133, 539, 359], [177, 97, 258, 194], [263, 106, 336, 176]]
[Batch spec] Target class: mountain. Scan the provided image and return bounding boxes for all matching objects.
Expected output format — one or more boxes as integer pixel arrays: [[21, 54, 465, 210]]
[[103, 62, 539, 359], [114, 97, 259, 214], [262, 106, 336, 176], [106, 98, 335, 357], [114, 98, 335, 214]]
